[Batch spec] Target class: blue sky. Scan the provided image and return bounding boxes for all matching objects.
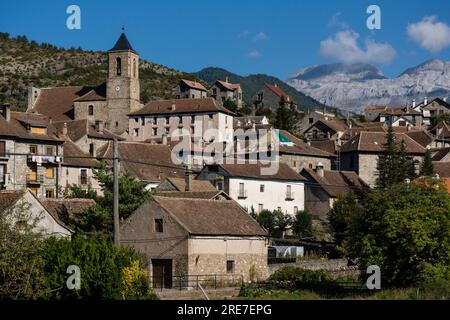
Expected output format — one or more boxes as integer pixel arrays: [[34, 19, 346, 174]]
[[1, 0, 450, 79]]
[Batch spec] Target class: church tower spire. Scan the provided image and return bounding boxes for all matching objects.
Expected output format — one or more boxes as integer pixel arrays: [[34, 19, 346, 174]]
[[106, 31, 142, 134]]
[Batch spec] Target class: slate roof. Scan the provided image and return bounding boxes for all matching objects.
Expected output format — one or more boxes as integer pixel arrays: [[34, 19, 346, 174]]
[[405, 130, 434, 148], [73, 83, 106, 102], [216, 162, 306, 181], [97, 141, 185, 182], [0, 190, 25, 213], [62, 140, 100, 167], [153, 196, 267, 236], [130, 98, 235, 116], [340, 131, 426, 154], [300, 168, 369, 197], [109, 32, 137, 53], [432, 147, 450, 161], [39, 198, 96, 226]]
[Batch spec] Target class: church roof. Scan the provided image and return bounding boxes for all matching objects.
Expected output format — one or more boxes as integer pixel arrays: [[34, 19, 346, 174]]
[[109, 32, 137, 53]]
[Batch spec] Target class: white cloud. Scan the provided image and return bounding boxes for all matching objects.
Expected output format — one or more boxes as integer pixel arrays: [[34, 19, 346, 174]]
[[238, 30, 250, 38], [319, 30, 396, 64], [328, 12, 349, 29], [253, 32, 269, 41], [407, 16, 450, 53], [248, 49, 261, 59]]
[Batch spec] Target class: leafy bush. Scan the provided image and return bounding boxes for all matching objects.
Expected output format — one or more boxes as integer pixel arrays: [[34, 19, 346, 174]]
[[41, 235, 156, 300], [269, 267, 331, 285]]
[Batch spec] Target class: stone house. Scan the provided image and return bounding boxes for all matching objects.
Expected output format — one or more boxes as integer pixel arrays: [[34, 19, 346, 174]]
[[61, 140, 101, 195], [339, 131, 426, 186], [378, 107, 422, 129], [422, 97, 450, 122], [173, 79, 208, 99], [430, 122, 450, 148], [27, 32, 143, 134], [96, 141, 185, 190], [364, 105, 387, 122], [0, 190, 72, 238], [303, 118, 348, 141], [120, 196, 268, 287], [197, 162, 305, 216], [300, 165, 369, 224], [298, 109, 336, 134], [278, 129, 335, 171], [0, 106, 64, 198], [210, 79, 243, 108], [252, 83, 297, 110]]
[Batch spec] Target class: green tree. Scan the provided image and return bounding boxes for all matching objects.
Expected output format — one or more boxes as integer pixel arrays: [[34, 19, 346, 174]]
[[345, 181, 450, 287], [376, 127, 414, 188], [292, 210, 313, 238], [223, 98, 238, 113], [255, 209, 276, 236], [421, 149, 434, 176], [42, 235, 156, 300], [273, 210, 293, 238], [0, 200, 47, 299], [75, 163, 151, 233], [274, 98, 302, 132]]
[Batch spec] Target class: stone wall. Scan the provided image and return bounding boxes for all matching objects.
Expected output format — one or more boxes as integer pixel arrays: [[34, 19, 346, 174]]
[[268, 258, 361, 279], [280, 153, 331, 172]]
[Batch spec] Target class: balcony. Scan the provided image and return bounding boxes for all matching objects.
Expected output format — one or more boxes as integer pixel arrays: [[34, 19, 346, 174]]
[[285, 191, 295, 201], [237, 190, 248, 199], [27, 173, 44, 184]]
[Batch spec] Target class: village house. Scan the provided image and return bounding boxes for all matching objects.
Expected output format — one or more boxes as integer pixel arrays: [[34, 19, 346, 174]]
[[430, 122, 450, 148], [421, 97, 450, 123], [210, 78, 243, 108], [96, 141, 185, 190], [339, 131, 426, 186], [52, 119, 122, 157], [378, 106, 423, 129], [300, 164, 369, 225], [278, 129, 335, 171], [0, 105, 64, 198], [173, 79, 208, 99], [128, 98, 235, 144], [120, 196, 268, 288], [197, 162, 305, 215], [303, 118, 348, 141], [364, 105, 387, 122], [26, 32, 143, 134], [0, 190, 72, 238], [298, 109, 336, 134], [60, 140, 101, 195], [252, 83, 297, 110], [432, 162, 450, 193]]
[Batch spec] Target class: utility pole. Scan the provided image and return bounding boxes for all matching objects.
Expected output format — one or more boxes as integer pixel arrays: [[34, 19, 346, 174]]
[[113, 139, 120, 247]]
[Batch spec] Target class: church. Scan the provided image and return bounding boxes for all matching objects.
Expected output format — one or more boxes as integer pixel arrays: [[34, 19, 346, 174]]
[[27, 32, 142, 135]]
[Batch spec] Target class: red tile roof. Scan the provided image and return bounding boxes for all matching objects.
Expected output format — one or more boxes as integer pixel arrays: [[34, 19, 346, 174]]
[[180, 79, 208, 91], [265, 84, 296, 104], [216, 80, 241, 91], [130, 98, 235, 116]]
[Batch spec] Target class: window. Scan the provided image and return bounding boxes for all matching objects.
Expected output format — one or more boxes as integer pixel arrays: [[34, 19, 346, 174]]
[[80, 169, 88, 185], [30, 126, 47, 134], [217, 181, 223, 190], [277, 207, 282, 211], [239, 183, 245, 197], [293, 161, 298, 167], [191, 94, 195, 99], [165, 117, 170, 124], [221, 97, 225, 102], [0, 164, 6, 183], [258, 204, 263, 213], [141, 117, 145, 125], [46, 146, 55, 156], [16, 220, 28, 232], [152, 117, 157, 124], [45, 167, 54, 179], [152, 128, 157, 136], [178, 116, 183, 125], [0, 141, 5, 157], [309, 163, 313, 169], [116, 57, 122, 76], [191, 116, 195, 124], [260, 184, 265, 192], [45, 189, 55, 198], [29, 145, 38, 154], [133, 58, 136, 77], [134, 128, 139, 137], [88, 105, 94, 116], [115, 122, 119, 127], [154, 219, 164, 233], [226, 260, 235, 274], [294, 206, 299, 214], [309, 117, 314, 124], [209, 114, 214, 120], [89, 143, 95, 156]]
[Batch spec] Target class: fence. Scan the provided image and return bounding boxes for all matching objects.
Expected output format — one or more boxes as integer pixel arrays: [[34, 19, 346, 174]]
[[152, 274, 244, 291]]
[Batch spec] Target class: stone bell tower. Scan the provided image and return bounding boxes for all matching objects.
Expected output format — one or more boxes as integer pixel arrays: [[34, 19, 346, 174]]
[[106, 31, 142, 134]]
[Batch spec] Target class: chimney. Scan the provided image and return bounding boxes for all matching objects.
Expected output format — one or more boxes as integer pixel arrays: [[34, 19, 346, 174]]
[[170, 103, 176, 111], [424, 96, 428, 105], [1, 104, 11, 122], [95, 120, 104, 133], [27, 87, 41, 112], [412, 99, 416, 108], [62, 122, 68, 136], [444, 97, 447, 102], [315, 162, 324, 177], [185, 168, 192, 192], [225, 76, 229, 83], [162, 133, 168, 145], [274, 83, 278, 87]]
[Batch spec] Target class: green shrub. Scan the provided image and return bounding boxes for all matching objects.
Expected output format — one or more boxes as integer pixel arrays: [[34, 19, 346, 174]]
[[269, 267, 331, 285]]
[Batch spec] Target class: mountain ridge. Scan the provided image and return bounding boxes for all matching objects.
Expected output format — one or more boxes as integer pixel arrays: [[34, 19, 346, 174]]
[[286, 60, 450, 113]]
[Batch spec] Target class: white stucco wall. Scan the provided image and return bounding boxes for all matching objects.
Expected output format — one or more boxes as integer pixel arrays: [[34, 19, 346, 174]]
[[227, 177, 305, 215]]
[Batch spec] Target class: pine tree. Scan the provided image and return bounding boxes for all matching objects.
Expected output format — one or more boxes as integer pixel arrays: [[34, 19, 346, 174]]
[[421, 149, 434, 176]]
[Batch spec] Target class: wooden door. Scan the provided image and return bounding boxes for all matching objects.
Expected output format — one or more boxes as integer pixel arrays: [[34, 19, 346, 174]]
[[152, 259, 172, 288]]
